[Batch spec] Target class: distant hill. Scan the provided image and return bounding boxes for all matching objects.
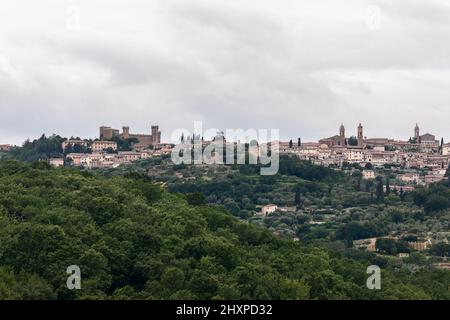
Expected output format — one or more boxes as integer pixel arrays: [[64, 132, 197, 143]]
[[0, 160, 448, 299], [3, 134, 65, 162]]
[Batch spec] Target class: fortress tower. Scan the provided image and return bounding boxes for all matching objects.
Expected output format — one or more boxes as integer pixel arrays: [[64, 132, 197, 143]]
[[122, 126, 130, 139], [100, 126, 119, 139], [151, 125, 161, 145]]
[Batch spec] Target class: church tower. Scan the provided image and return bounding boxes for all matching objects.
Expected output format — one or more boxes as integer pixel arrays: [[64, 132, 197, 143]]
[[414, 123, 420, 143], [357, 123, 364, 147], [339, 124, 345, 146]]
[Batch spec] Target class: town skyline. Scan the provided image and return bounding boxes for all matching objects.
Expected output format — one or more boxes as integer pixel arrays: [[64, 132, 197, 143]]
[[12, 119, 442, 187], [1, 121, 449, 147]]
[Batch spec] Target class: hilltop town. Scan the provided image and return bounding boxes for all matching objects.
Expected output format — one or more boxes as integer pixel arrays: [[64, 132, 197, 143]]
[[279, 123, 450, 187], [1, 123, 449, 189], [62, 123, 450, 188], [49, 125, 173, 169]]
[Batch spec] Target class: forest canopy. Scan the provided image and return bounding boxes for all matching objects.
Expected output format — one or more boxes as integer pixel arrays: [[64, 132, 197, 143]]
[[0, 160, 448, 300]]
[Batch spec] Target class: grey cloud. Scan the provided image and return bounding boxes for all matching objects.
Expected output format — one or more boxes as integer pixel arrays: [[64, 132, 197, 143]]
[[0, 0, 449, 145]]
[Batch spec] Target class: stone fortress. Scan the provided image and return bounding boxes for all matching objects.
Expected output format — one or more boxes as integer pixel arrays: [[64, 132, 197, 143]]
[[57, 124, 171, 169], [100, 125, 161, 148]]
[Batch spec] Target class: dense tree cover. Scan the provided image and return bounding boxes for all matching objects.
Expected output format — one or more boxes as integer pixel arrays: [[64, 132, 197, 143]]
[[63, 141, 90, 155], [375, 239, 411, 255], [278, 156, 344, 181], [110, 136, 139, 151], [335, 222, 387, 244], [347, 136, 358, 147], [1, 134, 140, 163], [413, 184, 450, 214], [99, 156, 449, 250], [185, 192, 207, 206], [5, 134, 65, 162], [164, 157, 343, 219], [0, 160, 448, 300], [428, 243, 450, 257]]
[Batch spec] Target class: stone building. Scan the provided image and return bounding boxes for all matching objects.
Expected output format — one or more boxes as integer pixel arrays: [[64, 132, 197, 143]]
[[398, 173, 420, 183], [353, 238, 377, 252], [411, 124, 439, 151], [419, 133, 439, 150], [0, 144, 12, 152], [408, 239, 432, 251], [362, 170, 375, 180], [443, 143, 450, 156], [92, 141, 118, 153], [99, 126, 120, 140], [319, 123, 366, 148], [319, 124, 346, 147], [100, 125, 161, 147], [49, 158, 64, 167], [260, 204, 278, 216]]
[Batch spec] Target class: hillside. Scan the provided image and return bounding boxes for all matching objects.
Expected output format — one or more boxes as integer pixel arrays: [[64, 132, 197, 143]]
[[0, 160, 449, 299], [101, 156, 450, 250]]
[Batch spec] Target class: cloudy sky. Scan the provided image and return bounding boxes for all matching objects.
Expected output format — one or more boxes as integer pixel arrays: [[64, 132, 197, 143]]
[[1, 0, 449, 145]]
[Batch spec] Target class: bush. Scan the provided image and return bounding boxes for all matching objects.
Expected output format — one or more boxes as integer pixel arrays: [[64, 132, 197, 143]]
[[186, 192, 207, 206]]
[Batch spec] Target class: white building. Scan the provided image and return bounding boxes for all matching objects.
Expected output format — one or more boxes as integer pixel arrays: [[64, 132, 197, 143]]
[[398, 173, 420, 184], [91, 141, 118, 153], [343, 147, 364, 162], [260, 204, 278, 216], [49, 158, 64, 167], [362, 170, 375, 180], [118, 151, 150, 162], [443, 143, 450, 156], [0, 144, 12, 152]]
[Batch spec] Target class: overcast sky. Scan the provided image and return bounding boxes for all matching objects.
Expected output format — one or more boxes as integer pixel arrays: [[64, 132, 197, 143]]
[[1, 0, 449, 145]]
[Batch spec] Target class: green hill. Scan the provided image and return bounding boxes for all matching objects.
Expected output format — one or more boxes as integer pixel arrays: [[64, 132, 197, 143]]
[[0, 160, 447, 299]]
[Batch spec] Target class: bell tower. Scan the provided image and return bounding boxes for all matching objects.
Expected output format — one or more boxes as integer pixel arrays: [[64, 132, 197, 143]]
[[414, 123, 420, 143], [357, 123, 364, 147], [339, 124, 345, 146]]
